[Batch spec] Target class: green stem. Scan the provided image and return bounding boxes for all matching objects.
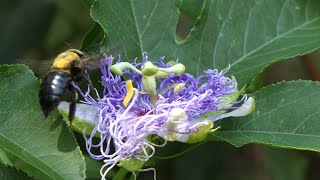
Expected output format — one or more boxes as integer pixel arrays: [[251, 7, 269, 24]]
[[113, 168, 128, 180]]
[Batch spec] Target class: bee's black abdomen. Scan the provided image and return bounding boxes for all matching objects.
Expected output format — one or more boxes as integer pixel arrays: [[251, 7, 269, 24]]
[[39, 71, 70, 118]]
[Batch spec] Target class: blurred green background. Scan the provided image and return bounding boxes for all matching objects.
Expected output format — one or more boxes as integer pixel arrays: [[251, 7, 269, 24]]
[[2, 0, 320, 180], [0, 0, 92, 64]]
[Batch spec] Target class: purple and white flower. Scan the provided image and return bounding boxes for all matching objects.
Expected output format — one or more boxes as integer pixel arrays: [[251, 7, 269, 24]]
[[58, 53, 255, 179]]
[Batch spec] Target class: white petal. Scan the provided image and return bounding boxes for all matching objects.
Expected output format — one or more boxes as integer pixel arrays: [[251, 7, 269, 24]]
[[58, 102, 98, 125], [206, 97, 255, 122]]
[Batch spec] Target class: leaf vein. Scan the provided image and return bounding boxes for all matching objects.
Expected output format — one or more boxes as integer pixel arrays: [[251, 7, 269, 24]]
[[231, 16, 320, 67], [141, 0, 159, 36], [212, 0, 235, 66]]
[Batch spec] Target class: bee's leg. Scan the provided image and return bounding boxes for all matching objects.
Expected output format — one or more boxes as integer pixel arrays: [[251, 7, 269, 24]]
[[68, 84, 78, 123], [84, 69, 98, 99]]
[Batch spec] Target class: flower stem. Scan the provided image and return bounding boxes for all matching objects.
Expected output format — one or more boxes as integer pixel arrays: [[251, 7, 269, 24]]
[[113, 168, 128, 180]]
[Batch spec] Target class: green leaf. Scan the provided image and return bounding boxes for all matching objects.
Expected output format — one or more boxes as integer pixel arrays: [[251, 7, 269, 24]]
[[0, 147, 50, 179], [0, 65, 85, 179], [175, 0, 205, 41], [80, 22, 104, 53], [0, 163, 31, 180], [211, 80, 320, 152], [88, 0, 320, 87], [179, 0, 204, 20]]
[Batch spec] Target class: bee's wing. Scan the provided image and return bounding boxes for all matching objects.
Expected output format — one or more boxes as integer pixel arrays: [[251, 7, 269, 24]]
[[82, 54, 105, 71], [19, 59, 53, 78]]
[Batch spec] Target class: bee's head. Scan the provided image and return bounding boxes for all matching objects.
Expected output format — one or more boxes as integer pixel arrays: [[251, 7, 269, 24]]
[[55, 49, 87, 62], [52, 49, 87, 81], [67, 49, 88, 59]]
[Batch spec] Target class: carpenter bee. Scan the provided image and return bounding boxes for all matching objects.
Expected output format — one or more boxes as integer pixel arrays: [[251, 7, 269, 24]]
[[38, 49, 95, 122]]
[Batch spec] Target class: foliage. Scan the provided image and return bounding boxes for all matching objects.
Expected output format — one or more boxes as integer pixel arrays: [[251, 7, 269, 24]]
[[1, 0, 320, 179]]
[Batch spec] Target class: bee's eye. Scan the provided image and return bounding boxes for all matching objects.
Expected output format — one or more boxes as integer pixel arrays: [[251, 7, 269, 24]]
[[79, 53, 87, 58], [71, 66, 83, 81], [72, 65, 82, 72]]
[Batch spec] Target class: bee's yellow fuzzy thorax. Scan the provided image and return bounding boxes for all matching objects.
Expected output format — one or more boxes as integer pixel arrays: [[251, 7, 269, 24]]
[[52, 51, 80, 70]]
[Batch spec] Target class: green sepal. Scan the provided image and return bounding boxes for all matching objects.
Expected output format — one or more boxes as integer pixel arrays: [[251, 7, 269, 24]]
[[118, 158, 145, 172], [186, 120, 214, 143]]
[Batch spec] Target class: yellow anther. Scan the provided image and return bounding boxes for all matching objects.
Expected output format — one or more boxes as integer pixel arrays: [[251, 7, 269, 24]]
[[123, 80, 134, 107], [173, 83, 185, 93]]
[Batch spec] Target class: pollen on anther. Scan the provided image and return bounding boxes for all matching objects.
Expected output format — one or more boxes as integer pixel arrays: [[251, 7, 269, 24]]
[[123, 80, 134, 107]]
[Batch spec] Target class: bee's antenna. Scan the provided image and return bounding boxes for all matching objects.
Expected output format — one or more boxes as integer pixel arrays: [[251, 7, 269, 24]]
[[63, 42, 73, 49]]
